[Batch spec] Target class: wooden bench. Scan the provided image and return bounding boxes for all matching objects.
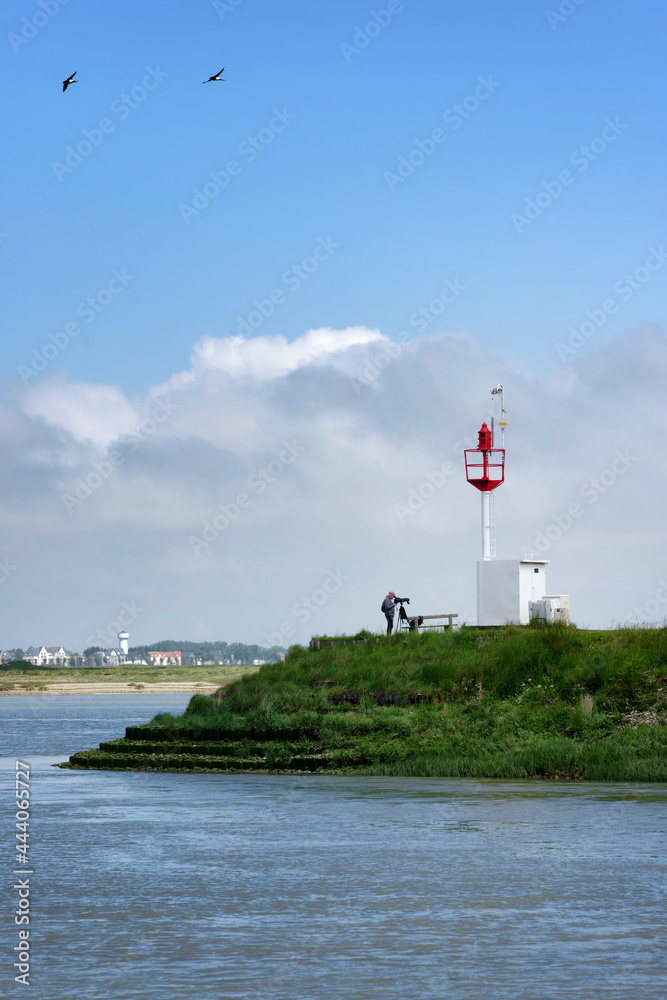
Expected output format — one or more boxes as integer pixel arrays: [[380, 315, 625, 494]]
[[399, 613, 458, 634]]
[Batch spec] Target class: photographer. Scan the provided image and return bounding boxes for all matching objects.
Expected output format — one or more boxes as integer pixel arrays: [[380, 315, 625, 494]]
[[381, 591, 397, 635], [382, 594, 420, 634]]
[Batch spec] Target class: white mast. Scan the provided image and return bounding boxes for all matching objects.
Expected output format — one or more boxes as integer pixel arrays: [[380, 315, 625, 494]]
[[481, 492, 493, 560], [491, 384, 507, 448], [483, 385, 507, 561]]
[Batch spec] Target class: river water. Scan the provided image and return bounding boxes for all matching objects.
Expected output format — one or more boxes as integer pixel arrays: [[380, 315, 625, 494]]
[[1, 695, 666, 999]]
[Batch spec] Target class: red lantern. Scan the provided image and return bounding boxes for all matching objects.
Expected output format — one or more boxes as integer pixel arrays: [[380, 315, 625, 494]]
[[464, 422, 505, 492]]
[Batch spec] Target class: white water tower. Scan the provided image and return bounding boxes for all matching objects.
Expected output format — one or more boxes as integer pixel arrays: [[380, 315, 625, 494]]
[[118, 631, 129, 656]]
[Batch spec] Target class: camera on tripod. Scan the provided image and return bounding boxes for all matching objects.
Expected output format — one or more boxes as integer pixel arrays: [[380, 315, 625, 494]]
[[394, 596, 423, 630]]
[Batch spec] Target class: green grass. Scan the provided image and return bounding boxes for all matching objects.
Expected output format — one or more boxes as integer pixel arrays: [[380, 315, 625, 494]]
[[210, 623, 667, 713], [61, 624, 667, 780]]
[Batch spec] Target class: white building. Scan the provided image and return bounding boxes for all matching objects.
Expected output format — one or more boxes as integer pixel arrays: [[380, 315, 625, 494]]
[[24, 645, 70, 665], [148, 650, 182, 666], [477, 559, 549, 626], [89, 632, 134, 666]]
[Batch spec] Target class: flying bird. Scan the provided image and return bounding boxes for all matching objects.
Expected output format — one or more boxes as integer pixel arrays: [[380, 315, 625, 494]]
[[203, 67, 225, 83], [62, 72, 77, 92]]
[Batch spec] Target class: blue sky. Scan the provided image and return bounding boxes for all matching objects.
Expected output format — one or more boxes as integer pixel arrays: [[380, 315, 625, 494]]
[[2, 0, 666, 389], [1, 0, 666, 648]]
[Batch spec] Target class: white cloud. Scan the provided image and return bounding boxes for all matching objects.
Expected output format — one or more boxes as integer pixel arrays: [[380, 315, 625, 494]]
[[3, 324, 665, 648], [155, 325, 384, 395], [194, 325, 383, 378], [22, 380, 139, 448]]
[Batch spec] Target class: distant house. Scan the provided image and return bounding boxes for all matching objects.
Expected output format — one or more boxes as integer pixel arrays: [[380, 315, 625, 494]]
[[86, 649, 146, 666], [24, 645, 69, 666], [148, 650, 182, 666]]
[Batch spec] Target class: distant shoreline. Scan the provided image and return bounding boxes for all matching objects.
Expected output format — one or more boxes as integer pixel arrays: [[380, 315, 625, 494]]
[[0, 664, 258, 696], [1, 681, 221, 697]]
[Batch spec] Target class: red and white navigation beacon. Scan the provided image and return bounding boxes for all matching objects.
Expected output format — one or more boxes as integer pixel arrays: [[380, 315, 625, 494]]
[[464, 420, 505, 561], [463, 386, 568, 626]]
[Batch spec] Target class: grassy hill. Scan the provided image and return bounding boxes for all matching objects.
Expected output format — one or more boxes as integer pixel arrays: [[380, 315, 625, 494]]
[[61, 624, 667, 780]]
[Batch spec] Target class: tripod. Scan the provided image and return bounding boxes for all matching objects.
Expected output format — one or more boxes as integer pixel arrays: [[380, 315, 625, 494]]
[[394, 600, 412, 633], [395, 600, 423, 633]]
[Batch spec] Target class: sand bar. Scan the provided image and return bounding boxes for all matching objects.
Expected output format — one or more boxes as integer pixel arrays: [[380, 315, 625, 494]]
[[1, 681, 220, 696]]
